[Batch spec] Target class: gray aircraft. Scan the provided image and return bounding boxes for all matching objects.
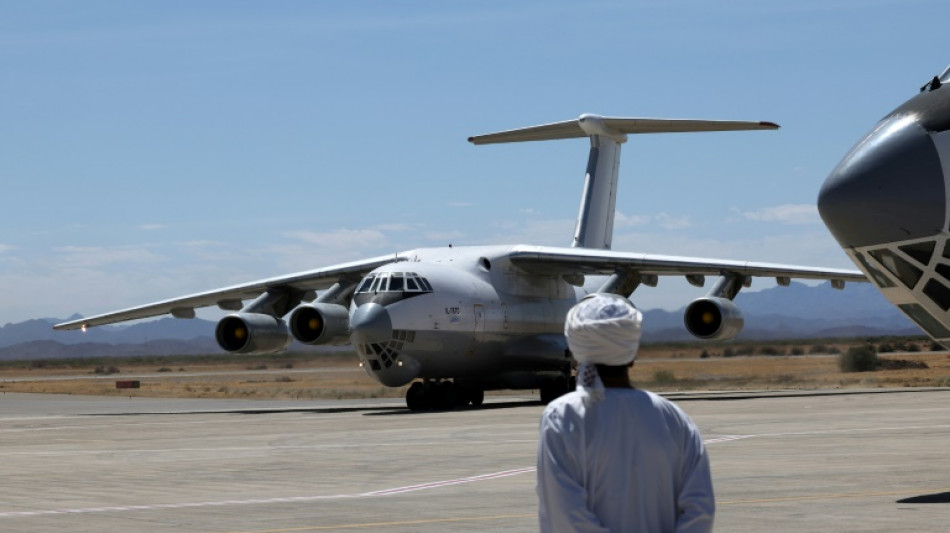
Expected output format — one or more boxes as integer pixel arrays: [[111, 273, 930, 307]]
[[56, 114, 865, 410], [819, 66, 950, 347]]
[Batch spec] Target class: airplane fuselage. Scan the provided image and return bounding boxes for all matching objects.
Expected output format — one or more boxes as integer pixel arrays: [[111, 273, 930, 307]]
[[347, 245, 583, 390]]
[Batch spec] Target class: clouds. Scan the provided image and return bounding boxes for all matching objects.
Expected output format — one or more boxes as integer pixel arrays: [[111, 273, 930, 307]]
[[615, 211, 691, 230], [736, 204, 821, 225], [284, 228, 388, 249], [53, 245, 163, 269]]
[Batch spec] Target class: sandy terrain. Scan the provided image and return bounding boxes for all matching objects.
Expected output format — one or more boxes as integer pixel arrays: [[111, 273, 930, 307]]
[[1, 343, 948, 400]]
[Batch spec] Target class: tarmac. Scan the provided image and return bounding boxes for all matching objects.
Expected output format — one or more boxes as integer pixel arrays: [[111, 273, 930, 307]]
[[1, 389, 949, 532]]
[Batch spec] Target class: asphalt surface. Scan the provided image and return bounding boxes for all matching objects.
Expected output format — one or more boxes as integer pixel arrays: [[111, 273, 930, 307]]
[[1, 389, 949, 532]]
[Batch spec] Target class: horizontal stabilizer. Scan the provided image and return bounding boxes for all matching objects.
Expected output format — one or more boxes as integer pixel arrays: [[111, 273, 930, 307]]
[[468, 114, 779, 145]]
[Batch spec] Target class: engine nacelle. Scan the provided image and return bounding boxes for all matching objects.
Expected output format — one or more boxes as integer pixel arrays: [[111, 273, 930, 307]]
[[289, 303, 351, 346], [215, 313, 291, 355], [683, 297, 744, 341]]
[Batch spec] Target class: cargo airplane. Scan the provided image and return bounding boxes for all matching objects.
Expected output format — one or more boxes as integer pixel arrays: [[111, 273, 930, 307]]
[[56, 114, 866, 410], [819, 65, 950, 348]]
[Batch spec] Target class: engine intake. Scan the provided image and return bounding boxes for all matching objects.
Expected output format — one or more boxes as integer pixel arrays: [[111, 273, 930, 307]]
[[289, 303, 351, 346], [215, 313, 291, 355], [683, 297, 744, 341]]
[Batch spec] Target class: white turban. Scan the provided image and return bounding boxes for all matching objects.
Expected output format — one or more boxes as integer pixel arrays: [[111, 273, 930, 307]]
[[564, 293, 643, 404]]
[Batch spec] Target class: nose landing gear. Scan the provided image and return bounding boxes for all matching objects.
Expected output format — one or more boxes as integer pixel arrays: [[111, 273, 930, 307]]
[[406, 380, 484, 411]]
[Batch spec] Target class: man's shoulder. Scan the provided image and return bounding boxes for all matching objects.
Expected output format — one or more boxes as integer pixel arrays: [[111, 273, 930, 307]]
[[543, 390, 586, 412]]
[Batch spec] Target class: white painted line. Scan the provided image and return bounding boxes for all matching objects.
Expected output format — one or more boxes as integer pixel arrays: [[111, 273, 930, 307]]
[[0, 467, 536, 519]]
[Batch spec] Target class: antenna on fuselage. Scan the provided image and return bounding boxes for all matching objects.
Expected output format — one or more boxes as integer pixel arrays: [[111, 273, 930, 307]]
[[469, 114, 779, 250]]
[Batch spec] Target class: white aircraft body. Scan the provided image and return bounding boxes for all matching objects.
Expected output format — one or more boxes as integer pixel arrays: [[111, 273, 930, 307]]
[[56, 114, 865, 410]]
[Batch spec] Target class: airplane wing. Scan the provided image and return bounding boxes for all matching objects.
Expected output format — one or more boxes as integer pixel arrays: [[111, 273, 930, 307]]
[[53, 253, 405, 331], [508, 245, 866, 285]]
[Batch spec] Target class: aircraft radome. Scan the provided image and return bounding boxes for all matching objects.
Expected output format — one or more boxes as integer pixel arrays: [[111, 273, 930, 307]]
[[819, 65, 950, 349], [56, 114, 866, 410]]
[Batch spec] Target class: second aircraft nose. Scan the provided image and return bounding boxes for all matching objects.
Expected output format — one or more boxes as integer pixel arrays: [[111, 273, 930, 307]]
[[818, 115, 946, 249]]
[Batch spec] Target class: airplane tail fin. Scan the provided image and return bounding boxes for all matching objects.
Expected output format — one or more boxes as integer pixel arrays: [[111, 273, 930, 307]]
[[470, 114, 778, 250]]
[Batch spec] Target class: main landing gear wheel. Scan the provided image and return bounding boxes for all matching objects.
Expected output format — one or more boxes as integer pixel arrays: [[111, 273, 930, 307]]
[[468, 387, 484, 407], [406, 382, 426, 411], [405, 381, 485, 411]]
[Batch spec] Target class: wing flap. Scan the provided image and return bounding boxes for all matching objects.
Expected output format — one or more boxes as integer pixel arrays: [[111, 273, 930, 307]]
[[509, 245, 866, 283]]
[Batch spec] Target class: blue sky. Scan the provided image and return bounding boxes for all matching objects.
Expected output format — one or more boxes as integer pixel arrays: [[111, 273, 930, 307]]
[[1, 0, 947, 324]]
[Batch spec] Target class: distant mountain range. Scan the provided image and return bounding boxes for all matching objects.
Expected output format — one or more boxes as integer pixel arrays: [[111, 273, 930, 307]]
[[639, 281, 919, 342], [0, 281, 921, 361]]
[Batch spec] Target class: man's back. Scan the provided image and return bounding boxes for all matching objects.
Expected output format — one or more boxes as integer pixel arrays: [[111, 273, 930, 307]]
[[537, 388, 714, 533]]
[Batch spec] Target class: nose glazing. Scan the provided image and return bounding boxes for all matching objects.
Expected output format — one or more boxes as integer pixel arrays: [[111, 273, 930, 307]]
[[350, 303, 392, 344], [818, 115, 946, 249]]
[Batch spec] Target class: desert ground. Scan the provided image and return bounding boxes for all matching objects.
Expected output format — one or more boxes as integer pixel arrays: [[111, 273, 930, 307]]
[[1, 338, 948, 401]]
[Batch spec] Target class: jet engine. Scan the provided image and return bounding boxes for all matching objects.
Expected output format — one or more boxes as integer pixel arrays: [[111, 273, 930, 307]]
[[215, 313, 292, 355], [289, 303, 351, 346], [683, 297, 744, 341]]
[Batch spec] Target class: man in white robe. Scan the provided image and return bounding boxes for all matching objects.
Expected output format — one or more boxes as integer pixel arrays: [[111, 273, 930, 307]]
[[537, 293, 715, 532]]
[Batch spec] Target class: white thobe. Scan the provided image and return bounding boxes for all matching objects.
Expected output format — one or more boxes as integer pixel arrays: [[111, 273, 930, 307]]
[[537, 388, 714, 533]]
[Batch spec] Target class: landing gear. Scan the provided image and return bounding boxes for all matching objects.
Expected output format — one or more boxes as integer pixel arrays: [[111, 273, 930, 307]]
[[406, 382, 427, 411], [468, 387, 485, 407], [405, 380, 485, 411]]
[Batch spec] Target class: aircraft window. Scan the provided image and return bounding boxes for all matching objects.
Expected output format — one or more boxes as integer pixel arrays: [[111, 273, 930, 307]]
[[899, 241, 935, 266], [869, 249, 923, 289], [937, 264, 950, 284], [924, 279, 950, 312], [854, 252, 896, 288], [354, 272, 433, 294], [356, 276, 375, 293], [899, 303, 950, 339], [401, 273, 433, 292], [389, 274, 405, 291]]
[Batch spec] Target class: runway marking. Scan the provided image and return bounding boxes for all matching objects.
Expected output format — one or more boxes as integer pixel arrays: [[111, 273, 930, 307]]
[[703, 434, 754, 444], [219, 513, 537, 532], [720, 487, 950, 505], [697, 423, 950, 448], [0, 467, 535, 519]]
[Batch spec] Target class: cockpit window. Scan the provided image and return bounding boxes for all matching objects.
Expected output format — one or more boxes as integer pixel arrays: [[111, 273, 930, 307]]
[[868, 248, 922, 289], [389, 273, 404, 291], [899, 303, 950, 339], [355, 272, 433, 294], [417, 276, 433, 292], [356, 276, 375, 293]]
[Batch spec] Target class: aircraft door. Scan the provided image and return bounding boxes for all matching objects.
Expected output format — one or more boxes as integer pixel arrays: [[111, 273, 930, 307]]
[[473, 304, 485, 334], [465, 304, 485, 357]]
